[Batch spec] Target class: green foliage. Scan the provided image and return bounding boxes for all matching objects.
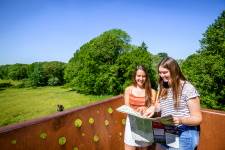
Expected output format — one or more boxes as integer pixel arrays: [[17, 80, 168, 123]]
[[9, 79, 32, 88], [42, 61, 66, 85], [182, 11, 225, 110], [0, 82, 13, 88], [28, 62, 46, 87], [0, 61, 65, 88], [115, 45, 157, 90], [8, 64, 28, 80], [48, 77, 60, 86], [0, 64, 28, 80], [199, 11, 225, 57], [139, 42, 148, 51], [0, 79, 25, 88], [157, 52, 168, 58], [0, 65, 10, 79], [65, 29, 156, 95], [64, 29, 130, 94], [27, 61, 65, 87]]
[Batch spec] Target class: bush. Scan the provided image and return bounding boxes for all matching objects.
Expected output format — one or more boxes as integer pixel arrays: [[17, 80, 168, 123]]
[[0, 82, 13, 88], [48, 77, 60, 86]]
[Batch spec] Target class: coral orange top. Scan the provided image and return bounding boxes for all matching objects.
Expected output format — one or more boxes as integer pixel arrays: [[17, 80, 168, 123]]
[[129, 89, 146, 109]]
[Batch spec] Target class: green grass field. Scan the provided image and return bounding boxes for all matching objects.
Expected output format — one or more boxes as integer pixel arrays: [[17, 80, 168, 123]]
[[0, 86, 112, 127]]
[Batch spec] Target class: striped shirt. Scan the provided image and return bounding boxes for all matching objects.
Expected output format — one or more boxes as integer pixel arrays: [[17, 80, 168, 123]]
[[159, 81, 200, 117]]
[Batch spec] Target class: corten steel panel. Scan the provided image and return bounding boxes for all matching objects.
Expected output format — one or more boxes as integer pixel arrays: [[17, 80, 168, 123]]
[[0, 95, 127, 150], [198, 109, 225, 150]]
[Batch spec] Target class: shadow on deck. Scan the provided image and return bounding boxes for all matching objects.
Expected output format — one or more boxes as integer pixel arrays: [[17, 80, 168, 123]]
[[0, 95, 224, 150]]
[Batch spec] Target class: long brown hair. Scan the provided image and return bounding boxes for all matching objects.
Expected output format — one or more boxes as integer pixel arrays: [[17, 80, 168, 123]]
[[158, 57, 186, 108], [132, 65, 154, 106]]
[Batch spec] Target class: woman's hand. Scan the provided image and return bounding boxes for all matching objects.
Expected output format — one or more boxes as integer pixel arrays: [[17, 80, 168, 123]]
[[161, 116, 182, 126], [172, 116, 182, 126], [136, 106, 148, 115], [143, 106, 155, 118]]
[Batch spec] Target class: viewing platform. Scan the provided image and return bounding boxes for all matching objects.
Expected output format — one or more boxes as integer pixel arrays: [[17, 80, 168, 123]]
[[0, 95, 224, 150]]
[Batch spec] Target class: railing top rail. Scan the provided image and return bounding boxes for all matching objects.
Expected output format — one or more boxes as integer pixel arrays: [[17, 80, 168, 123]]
[[201, 108, 225, 116]]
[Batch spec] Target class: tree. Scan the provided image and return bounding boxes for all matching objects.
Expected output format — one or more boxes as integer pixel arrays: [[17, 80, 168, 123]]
[[28, 62, 45, 87], [114, 45, 157, 91], [0, 65, 10, 79], [8, 64, 28, 80], [198, 11, 225, 58], [64, 29, 131, 94], [139, 42, 148, 51], [42, 61, 65, 86], [64, 29, 156, 95], [182, 11, 225, 110], [157, 52, 168, 58]]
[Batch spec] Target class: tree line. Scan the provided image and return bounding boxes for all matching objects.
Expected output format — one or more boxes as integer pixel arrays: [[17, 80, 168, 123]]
[[0, 61, 66, 87], [0, 11, 224, 110]]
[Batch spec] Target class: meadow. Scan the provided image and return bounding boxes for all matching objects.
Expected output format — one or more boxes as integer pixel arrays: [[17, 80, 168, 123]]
[[0, 86, 112, 127]]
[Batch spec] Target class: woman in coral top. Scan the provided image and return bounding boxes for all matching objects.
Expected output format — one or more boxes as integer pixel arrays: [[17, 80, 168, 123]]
[[124, 65, 156, 150]]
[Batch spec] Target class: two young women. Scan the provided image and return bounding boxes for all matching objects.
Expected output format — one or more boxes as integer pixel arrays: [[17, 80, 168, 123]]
[[124, 57, 202, 150]]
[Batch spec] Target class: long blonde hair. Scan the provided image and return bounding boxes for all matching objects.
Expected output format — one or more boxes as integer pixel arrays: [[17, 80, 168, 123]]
[[158, 57, 186, 108]]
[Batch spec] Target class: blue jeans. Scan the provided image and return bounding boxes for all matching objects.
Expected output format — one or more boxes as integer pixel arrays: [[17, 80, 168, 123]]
[[160, 125, 199, 150]]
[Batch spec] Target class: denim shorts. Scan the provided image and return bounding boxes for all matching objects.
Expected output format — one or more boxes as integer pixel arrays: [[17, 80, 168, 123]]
[[160, 125, 199, 150]]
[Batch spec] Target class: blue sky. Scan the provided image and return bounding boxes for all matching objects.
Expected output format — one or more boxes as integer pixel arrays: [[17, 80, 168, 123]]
[[0, 0, 224, 65]]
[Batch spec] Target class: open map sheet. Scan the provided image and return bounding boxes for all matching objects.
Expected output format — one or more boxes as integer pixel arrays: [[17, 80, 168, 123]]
[[116, 105, 179, 148], [116, 105, 173, 122]]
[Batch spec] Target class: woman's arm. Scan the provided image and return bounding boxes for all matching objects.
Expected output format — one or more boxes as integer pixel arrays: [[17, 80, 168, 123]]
[[143, 89, 157, 117], [173, 97, 202, 126], [154, 90, 161, 113], [124, 86, 131, 106]]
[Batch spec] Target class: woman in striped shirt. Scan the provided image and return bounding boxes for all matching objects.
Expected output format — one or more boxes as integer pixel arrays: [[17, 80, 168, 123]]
[[124, 65, 156, 150], [156, 57, 202, 150]]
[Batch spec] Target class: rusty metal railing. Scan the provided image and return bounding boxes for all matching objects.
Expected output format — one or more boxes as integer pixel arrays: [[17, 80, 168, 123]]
[[198, 109, 225, 150], [0, 95, 225, 150]]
